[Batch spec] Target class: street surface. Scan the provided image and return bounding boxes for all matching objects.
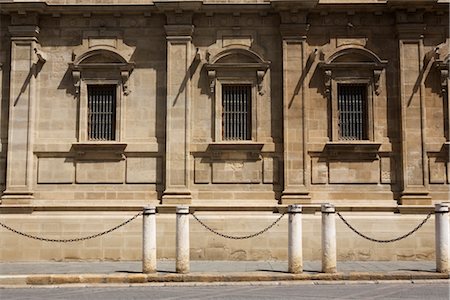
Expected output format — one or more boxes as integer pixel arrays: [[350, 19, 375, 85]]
[[1, 282, 449, 300]]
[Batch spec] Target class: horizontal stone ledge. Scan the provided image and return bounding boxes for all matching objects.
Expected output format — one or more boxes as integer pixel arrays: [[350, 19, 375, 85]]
[[0, 205, 437, 214]]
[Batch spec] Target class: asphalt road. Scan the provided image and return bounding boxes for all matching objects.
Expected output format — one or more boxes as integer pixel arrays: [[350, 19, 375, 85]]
[[1, 282, 449, 300]]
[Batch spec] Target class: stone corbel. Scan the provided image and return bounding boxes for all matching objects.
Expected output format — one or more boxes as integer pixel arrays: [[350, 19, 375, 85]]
[[324, 69, 332, 99], [72, 69, 81, 95], [373, 69, 382, 96], [257, 70, 266, 95], [208, 70, 216, 94], [439, 68, 448, 96], [121, 70, 131, 96]]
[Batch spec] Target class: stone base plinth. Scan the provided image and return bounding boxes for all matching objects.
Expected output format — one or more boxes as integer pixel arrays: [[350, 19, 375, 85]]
[[1, 192, 34, 205], [400, 194, 432, 205], [281, 193, 311, 204], [162, 193, 192, 205]]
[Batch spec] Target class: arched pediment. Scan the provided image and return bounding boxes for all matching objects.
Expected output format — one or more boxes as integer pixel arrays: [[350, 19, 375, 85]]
[[74, 48, 128, 66], [210, 48, 267, 65], [326, 45, 385, 65], [205, 47, 270, 95], [69, 48, 134, 95]]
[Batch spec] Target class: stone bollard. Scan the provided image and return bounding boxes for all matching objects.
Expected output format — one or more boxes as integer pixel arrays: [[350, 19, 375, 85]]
[[435, 203, 449, 273], [142, 206, 157, 274], [176, 206, 190, 274], [321, 203, 337, 273], [288, 204, 303, 274]]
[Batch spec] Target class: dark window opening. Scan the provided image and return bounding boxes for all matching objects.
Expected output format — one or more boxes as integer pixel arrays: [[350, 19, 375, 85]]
[[222, 84, 252, 141], [87, 85, 116, 141], [337, 84, 368, 140]]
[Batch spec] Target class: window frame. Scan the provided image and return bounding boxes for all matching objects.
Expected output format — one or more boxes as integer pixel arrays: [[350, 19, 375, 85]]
[[215, 78, 257, 142], [79, 79, 122, 142], [332, 78, 373, 142], [86, 83, 120, 142]]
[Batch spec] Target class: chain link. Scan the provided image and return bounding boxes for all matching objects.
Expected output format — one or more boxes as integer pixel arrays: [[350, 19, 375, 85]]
[[192, 212, 285, 240], [337, 212, 433, 243], [0, 212, 142, 243]]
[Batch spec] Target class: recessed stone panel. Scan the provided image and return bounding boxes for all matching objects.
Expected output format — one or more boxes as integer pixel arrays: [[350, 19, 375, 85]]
[[429, 156, 446, 184], [263, 157, 279, 184], [212, 160, 262, 184], [311, 157, 328, 184], [194, 157, 211, 184], [126, 157, 161, 184], [76, 161, 124, 183], [329, 161, 379, 184], [38, 157, 74, 184]]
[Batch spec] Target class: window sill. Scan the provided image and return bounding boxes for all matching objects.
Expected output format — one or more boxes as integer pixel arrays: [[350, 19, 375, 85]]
[[71, 142, 127, 161], [324, 141, 381, 160]]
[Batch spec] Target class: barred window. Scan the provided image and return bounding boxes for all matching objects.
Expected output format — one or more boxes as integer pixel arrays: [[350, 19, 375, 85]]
[[87, 85, 117, 141], [337, 84, 368, 140], [222, 84, 252, 140]]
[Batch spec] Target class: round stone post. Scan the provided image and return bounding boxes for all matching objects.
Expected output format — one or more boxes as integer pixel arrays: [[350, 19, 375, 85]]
[[435, 203, 449, 273], [176, 206, 190, 274], [321, 203, 337, 273], [288, 204, 303, 274], [142, 206, 157, 274]]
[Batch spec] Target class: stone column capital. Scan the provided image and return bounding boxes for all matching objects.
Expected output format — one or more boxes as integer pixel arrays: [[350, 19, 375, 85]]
[[396, 23, 426, 40], [279, 24, 309, 41], [8, 25, 40, 41], [164, 25, 194, 39]]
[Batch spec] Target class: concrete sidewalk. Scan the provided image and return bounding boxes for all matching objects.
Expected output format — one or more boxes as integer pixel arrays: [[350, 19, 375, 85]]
[[0, 261, 448, 285]]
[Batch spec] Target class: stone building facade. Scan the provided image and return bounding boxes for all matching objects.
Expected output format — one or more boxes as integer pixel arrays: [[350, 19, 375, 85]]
[[0, 0, 448, 261]]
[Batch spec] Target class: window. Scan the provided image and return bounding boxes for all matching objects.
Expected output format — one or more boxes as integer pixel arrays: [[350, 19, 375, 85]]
[[87, 85, 117, 141], [337, 84, 368, 140], [222, 84, 252, 140], [205, 47, 269, 143], [70, 48, 134, 143]]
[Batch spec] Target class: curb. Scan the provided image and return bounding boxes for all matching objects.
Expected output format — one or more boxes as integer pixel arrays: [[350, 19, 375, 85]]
[[1, 272, 448, 286]]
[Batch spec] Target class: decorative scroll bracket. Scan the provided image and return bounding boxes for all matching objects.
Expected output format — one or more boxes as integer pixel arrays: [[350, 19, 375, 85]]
[[373, 69, 383, 96], [121, 69, 131, 96], [257, 70, 266, 95], [208, 70, 216, 94], [72, 70, 81, 95]]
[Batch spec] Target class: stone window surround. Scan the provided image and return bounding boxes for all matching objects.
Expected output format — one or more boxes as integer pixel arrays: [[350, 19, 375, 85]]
[[205, 48, 270, 147], [318, 46, 387, 157], [69, 49, 134, 159]]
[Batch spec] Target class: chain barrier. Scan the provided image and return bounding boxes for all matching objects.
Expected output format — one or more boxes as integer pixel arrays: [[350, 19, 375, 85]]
[[0, 212, 142, 243], [192, 212, 286, 240], [337, 212, 433, 243]]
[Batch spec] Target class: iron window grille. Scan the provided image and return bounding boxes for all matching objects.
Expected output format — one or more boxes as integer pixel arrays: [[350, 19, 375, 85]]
[[222, 84, 252, 141], [87, 85, 117, 141], [337, 84, 368, 140]]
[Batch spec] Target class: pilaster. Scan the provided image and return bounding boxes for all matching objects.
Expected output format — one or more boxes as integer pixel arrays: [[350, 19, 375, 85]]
[[396, 12, 431, 205], [280, 21, 311, 204], [162, 19, 194, 205], [2, 24, 40, 204]]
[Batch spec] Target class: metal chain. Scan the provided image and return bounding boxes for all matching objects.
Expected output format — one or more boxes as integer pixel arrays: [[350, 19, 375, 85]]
[[192, 212, 285, 240], [337, 212, 433, 243], [0, 212, 142, 243]]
